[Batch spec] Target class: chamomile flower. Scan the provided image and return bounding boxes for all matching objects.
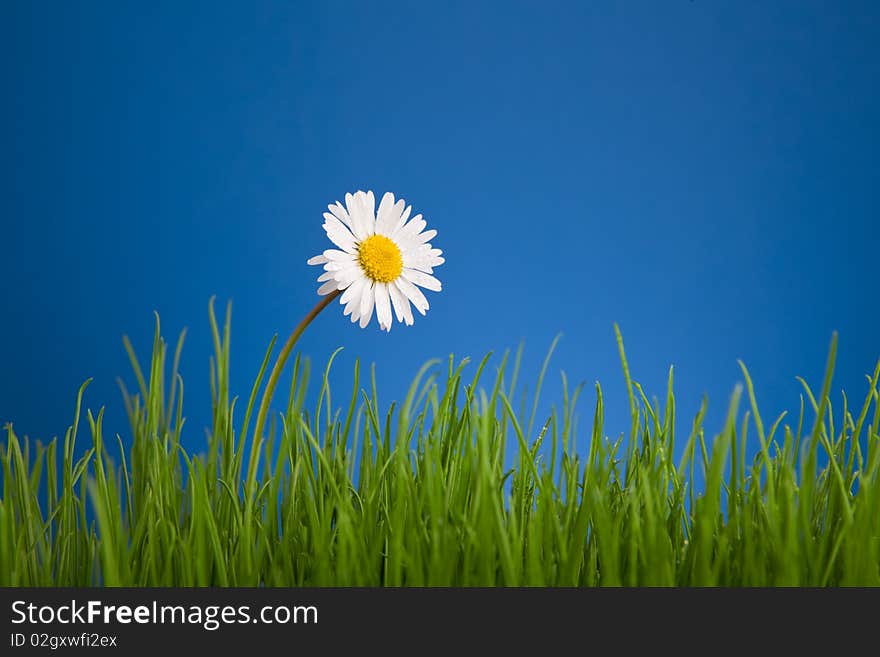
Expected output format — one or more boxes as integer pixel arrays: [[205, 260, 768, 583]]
[[307, 190, 444, 331]]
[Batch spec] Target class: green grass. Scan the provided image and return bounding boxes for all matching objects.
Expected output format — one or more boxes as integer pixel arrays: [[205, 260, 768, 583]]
[[2, 300, 879, 586]]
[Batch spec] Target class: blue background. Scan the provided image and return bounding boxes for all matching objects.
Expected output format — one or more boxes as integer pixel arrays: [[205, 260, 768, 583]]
[[2, 1, 878, 462]]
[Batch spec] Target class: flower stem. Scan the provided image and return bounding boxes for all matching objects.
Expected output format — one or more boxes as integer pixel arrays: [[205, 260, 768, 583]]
[[246, 289, 341, 495]]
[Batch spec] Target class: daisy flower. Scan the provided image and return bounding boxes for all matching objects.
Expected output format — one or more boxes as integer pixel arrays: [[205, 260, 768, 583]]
[[307, 190, 444, 331]]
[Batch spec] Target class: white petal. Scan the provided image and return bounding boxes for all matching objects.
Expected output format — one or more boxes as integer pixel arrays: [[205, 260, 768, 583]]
[[377, 198, 406, 236], [323, 212, 357, 237], [391, 281, 416, 325], [344, 296, 358, 318], [391, 201, 406, 234], [394, 277, 429, 315], [328, 202, 352, 230], [333, 265, 363, 288], [317, 271, 335, 283], [374, 282, 393, 331], [323, 221, 358, 253], [323, 249, 356, 262], [390, 205, 412, 235], [358, 284, 375, 328], [403, 244, 444, 258], [387, 280, 410, 324], [345, 193, 369, 240], [376, 192, 396, 235], [392, 214, 425, 242], [396, 237, 436, 255], [340, 276, 366, 305], [403, 269, 442, 292], [396, 228, 438, 251], [307, 255, 328, 266], [344, 292, 361, 321], [360, 191, 376, 236], [402, 249, 444, 273], [317, 280, 338, 296], [348, 190, 375, 240], [342, 282, 360, 316], [415, 228, 437, 244], [324, 253, 357, 271], [323, 212, 347, 231]]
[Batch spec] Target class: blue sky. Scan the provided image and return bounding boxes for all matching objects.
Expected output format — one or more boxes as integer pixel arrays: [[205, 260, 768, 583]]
[[2, 1, 878, 463]]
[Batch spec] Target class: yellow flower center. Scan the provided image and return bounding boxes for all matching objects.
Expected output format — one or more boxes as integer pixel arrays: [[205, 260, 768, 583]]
[[358, 234, 403, 283]]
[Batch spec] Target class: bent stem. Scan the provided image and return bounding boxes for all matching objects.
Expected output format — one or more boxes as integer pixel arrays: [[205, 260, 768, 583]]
[[242, 290, 340, 572], [248, 288, 341, 488]]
